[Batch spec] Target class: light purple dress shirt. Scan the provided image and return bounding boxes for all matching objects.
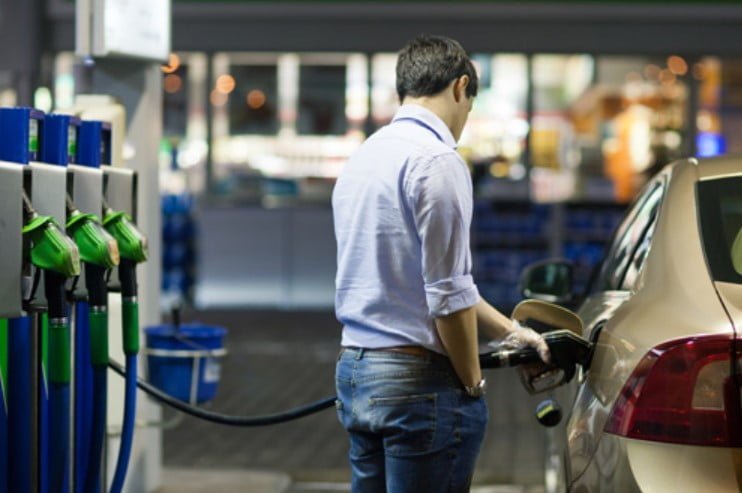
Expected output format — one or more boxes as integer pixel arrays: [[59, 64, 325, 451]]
[[332, 104, 480, 354]]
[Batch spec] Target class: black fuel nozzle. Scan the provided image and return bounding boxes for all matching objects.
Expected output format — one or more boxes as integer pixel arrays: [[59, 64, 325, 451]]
[[479, 330, 592, 375]]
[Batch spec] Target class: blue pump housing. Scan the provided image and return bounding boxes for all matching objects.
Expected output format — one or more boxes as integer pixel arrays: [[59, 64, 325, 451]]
[[41, 114, 81, 166], [76, 120, 111, 168], [0, 107, 45, 164]]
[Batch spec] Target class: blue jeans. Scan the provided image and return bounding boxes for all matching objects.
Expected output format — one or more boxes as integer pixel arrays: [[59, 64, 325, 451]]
[[335, 347, 488, 493]]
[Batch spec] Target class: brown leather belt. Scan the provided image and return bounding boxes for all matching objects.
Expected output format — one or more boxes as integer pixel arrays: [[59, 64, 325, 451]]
[[363, 346, 431, 358]]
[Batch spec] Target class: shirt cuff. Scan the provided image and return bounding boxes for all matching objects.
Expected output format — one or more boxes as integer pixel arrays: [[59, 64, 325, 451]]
[[425, 275, 480, 317]]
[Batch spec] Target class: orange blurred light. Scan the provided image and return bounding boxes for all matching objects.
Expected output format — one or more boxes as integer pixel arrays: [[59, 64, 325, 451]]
[[659, 69, 676, 85], [246, 89, 266, 109], [693, 62, 706, 80], [643, 64, 660, 80], [210, 89, 228, 107], [216, 74, 236, 94], [625, 71, 642, 83], [161, 53, 181, 74], [163, 74, 182, 94], [667, 55, 688, 76]]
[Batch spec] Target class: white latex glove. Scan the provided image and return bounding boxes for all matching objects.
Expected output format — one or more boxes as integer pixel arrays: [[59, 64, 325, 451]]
[[501, 320, 551, 364]]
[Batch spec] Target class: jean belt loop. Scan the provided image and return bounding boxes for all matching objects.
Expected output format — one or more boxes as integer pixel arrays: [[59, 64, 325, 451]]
[[355, 348, 364, 360]]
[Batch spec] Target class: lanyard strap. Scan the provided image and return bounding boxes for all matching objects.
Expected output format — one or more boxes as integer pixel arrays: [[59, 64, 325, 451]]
[[393, 117, 444, 143]]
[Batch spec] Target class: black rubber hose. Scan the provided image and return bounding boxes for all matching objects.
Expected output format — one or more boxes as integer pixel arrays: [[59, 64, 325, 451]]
[[118, 259, 137, 299], [44, 270, 67, 320], [85, 264, 108, 307], [107, 359, 336, 426]]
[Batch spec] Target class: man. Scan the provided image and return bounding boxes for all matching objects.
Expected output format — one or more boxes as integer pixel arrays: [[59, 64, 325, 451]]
[[332, 34, 550, 493]]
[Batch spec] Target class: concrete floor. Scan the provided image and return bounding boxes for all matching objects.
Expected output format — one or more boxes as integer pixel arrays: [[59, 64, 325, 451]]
[[157, 309, 554, 491]]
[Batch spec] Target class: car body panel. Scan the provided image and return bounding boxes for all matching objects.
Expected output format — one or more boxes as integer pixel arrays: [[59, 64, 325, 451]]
[[626, 440, 742, 492], [569, 434, 640, 493], [563, 158, 742, 490], [715, 282, 742, 330], [571, 436, 742, 493]]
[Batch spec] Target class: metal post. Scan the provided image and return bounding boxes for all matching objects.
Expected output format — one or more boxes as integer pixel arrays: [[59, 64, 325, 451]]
[[205, 53, 214, 195], [524, 54, 534, 170], [686, 56, 700, 158]]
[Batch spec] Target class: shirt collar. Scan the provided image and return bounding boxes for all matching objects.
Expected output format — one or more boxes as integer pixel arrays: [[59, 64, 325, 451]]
[[391, 104, 458, 149]]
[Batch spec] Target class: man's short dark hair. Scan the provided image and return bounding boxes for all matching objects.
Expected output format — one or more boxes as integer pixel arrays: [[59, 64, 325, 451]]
[[396, 34, 479, 102]]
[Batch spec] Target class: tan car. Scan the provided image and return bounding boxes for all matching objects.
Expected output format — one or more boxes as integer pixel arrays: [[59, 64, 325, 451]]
[[521, 156, 742, 492]]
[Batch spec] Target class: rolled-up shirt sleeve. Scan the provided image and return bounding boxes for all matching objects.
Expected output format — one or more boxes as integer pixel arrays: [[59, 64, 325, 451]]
[[406, 152, 480, 317]]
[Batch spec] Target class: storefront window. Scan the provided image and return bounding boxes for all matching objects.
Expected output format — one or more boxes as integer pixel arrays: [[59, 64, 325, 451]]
[[297, 65, 346, 135], [227, 65, 279, 136], [695, 57, 742, 157], [529, 54, 594, 202], [139, 50, 722, 203], [210, 52, 366, 195], [460, 54, 529, 196], [528, 54, 690, 203], [160, 52, 209, 194], [370, 53, 399, 127]]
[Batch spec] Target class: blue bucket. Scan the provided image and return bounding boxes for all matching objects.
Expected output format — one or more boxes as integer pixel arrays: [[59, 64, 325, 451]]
[[144, 324, 227, 404]]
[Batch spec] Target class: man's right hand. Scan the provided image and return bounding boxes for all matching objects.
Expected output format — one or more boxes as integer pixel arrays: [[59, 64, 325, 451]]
[[501, 320, 551, 364]]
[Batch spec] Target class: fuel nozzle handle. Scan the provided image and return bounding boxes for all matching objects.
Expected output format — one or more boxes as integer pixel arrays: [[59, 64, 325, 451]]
[[66, 194, 120, 270], [21, 191, 81, 278], [479, 330, 593, 373], [101, 204, 147, 357], [479, 347, 540, 369]]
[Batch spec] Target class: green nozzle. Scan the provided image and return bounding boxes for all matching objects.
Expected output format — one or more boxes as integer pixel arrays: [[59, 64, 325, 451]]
[[23, 216, 81, 277], [67, 210, 120, 268], [103, 211, 148, 263]]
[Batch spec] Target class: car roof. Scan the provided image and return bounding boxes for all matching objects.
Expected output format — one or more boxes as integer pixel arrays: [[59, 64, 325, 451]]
[[687, 155, 742, 181]]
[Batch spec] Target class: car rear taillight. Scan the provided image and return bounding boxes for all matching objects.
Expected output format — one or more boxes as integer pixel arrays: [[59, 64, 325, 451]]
[[605, 334, 742, 447]]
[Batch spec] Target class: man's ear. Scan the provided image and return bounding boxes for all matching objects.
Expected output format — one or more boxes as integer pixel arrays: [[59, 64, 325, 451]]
[[453, 75, 470, 102]]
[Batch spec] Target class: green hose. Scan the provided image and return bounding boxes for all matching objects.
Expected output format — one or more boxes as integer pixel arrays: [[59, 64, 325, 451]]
[[122, 300, 139, 356], [48, 319, 71, 384], [89, 309, 109, 368]]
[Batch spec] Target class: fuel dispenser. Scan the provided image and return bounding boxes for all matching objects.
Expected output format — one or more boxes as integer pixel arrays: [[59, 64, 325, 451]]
[[68, 120, 121, 493], [39, 113, 120, 493], [0, 133, 26, 493], [100, 153, 147, 493], [0, 107, 82, 493]]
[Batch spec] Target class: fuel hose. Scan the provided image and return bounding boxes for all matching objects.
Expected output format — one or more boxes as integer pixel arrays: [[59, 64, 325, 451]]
[[105, 349, 521, 427], [106, 359, 337, 426], [45, 270, 71, 493], [107, 335, 592, 428], [109, 259, 141, 493]]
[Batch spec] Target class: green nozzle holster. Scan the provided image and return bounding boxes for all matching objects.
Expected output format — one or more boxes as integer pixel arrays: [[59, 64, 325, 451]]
[[103, 211, 148, 263], [22, 216, 81, 278], [66, 211, 120, 269]]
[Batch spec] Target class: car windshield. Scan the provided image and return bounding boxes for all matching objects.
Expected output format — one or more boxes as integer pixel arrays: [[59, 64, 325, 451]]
[[697, 175, 742, 284]]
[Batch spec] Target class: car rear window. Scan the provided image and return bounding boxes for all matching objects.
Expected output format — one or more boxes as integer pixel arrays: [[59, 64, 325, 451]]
[[697, 175, 742, 284]]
